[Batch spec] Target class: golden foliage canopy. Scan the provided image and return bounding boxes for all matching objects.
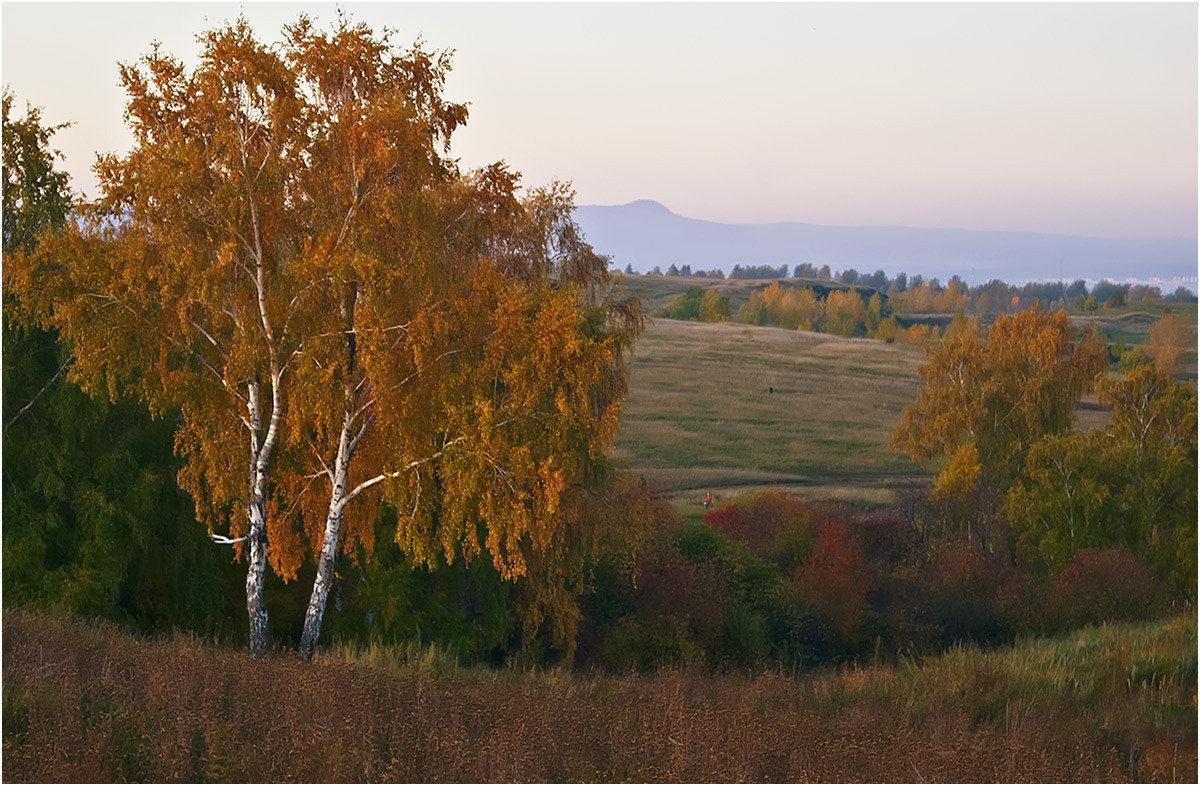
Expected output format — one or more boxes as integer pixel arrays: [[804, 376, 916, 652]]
[[7, 15, 643, 603], [890, 309, 1108, 490]]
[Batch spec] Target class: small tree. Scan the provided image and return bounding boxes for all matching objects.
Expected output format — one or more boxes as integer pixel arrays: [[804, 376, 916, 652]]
[[663, 286, 704, 321], [1145, 313, 1188, 377], [891, 308, 1108, 546], [698, 288, 731, 322]]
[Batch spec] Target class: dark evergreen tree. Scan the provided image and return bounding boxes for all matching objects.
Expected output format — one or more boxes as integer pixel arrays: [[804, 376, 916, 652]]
[[3, 93, 236, 634]]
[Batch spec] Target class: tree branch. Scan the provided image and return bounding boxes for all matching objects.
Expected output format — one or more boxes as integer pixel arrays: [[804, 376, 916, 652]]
[[304, 432, 334, 481], [337, 435, 468, 512], [346, 412, 375, 457], [211, 532, 250, 545], [4, 358, 71, 430]]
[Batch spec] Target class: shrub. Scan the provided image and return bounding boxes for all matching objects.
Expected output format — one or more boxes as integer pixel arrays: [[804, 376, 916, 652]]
[[663, 286, 704, 321], [1118, 347, 1151, 371], [794, 521, 870, 651], [1048, 547, 1170, 629], [703, 489, 816, 574], [917, 538, 1015, 647], [851, 511, 919, 567]]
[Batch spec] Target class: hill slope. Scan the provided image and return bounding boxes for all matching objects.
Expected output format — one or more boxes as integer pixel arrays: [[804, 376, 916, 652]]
[[613, 318, 928, 504]]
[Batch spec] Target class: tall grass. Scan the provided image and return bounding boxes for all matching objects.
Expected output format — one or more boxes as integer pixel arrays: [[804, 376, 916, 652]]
[[4, 609, 1193, 782]]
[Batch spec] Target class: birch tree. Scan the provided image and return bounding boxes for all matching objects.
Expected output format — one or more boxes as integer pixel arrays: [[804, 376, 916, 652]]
[[9, 16, 641, 657], [891, 309, 1108, 491], [268, 20, 641, 657], [9, 22, 314, 654], [889, 309, 1108, 548]]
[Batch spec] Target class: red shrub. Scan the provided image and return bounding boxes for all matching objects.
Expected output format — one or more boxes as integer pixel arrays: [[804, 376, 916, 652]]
[[1049, 547, 1169, 628], [794, 522, 869, 643], [704, 489, 815, 571]]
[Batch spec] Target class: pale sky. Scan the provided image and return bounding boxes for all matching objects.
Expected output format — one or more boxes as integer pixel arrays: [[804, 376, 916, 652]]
[[2, 1, 1196, 238]]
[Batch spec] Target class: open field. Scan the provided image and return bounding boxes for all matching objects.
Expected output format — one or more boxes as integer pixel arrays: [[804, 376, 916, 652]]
[[611, 297, 1197, 506], [3, 609, 1193, 782], [613, 318, 932, 505]]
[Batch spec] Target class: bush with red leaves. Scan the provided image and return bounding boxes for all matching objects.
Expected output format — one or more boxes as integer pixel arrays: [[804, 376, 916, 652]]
[[703, 489, 816, 573], [1048, 547, 1170, 629]]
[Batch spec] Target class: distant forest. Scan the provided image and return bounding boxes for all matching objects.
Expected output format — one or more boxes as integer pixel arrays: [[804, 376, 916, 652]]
[[650, 265, 1197, 349], [633, 260, 1197, 304]]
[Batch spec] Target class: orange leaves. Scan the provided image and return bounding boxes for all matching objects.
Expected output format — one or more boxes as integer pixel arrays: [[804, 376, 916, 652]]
[[357, 257, 631, 586], [1145, 313, 1188, 377], [892, 307, 1108, 494], [12, 13, 644, 656]]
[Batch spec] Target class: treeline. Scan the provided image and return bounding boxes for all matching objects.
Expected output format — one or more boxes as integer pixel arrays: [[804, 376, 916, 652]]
[[660, 278, 1196, 367], [734, 282, 935, 341], [943, 277, 1195, 314], [639, 262, 1197, 314], [628, 263, 727, 278]]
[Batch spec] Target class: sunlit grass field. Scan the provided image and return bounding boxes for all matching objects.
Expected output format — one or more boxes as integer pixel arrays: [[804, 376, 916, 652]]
[[612, 300, 1197, 508], [612, 318, 929, 505]]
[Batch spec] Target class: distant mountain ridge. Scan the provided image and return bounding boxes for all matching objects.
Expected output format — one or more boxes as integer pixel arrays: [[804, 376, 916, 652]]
[[573, 200, 1198, 289]]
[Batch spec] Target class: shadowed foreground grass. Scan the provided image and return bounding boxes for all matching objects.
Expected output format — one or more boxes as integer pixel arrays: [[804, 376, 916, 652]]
[[3, 609, 1194, 782]]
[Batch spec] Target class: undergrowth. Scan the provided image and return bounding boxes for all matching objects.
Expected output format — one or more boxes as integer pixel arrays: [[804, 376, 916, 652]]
[[3, 609, 1194, 782]]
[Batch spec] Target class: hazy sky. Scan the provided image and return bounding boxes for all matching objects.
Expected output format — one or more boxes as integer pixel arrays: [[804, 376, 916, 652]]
[[2, 2, 1196, 238]]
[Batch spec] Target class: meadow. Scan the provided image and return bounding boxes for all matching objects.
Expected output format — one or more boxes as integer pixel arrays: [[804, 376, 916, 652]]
[[612, 273, 1197, 510], [3, 609, 1194, 782], [613, 318, 928, 509]]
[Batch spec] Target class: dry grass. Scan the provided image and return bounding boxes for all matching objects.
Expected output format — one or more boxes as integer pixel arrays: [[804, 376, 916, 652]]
[[3, 609, 1194, 782]]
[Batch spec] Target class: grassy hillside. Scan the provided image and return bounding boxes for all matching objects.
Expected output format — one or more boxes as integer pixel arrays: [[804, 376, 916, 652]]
[[613, 318, 928, 506], [611, 285, 1197, 507], [3, 609, 1193, 782]]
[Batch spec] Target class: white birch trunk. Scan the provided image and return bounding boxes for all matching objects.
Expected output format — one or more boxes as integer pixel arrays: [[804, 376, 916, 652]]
[[298, 409, 354, 658], [246, 488, 271, 656], [244, 378, 282, 657], [299, 288, 361, 659]]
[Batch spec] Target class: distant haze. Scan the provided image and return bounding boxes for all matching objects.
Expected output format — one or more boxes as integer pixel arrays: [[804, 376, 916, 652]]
[[575, 200, 1198, 291], [2, 3, 1196, 240]]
